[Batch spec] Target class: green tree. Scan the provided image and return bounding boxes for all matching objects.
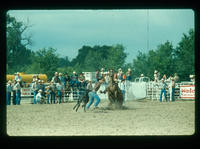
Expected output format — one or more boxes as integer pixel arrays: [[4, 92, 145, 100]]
[[174, 29, 194, 81], [6, 14, 33, 73], [34, 47, 59, 80]]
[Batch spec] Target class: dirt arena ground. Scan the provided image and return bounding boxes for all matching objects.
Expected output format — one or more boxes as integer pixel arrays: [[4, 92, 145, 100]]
[[6, 98, 195, 136]]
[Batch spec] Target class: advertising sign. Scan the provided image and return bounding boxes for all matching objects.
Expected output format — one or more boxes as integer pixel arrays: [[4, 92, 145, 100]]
[[21, 88, 32, 97], [180, 85, 195, 99]]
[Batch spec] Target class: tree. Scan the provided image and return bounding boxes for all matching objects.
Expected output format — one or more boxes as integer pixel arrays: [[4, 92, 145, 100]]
[[34, 47, 59, 80], [174, 29, 194, 81], [6, 14, 33, 73], [132, 41, 175, 80]]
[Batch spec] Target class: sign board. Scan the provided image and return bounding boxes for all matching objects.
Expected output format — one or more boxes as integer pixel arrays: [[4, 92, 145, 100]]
[[21, 88, 33, 97], [180, 85, 195, 99]]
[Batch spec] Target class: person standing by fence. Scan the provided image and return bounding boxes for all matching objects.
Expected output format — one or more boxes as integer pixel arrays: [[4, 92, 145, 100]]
[[15, 79, 21, 105], [31, 79, 40, 104], [11, 80, 17, 105], [56, 82, 64, 104], [50, 81, 57, 104], [160, 78, 167, 102], [46, 86, 51, 104], [169, 78, 175, 102], [6, 80, 12, 105]]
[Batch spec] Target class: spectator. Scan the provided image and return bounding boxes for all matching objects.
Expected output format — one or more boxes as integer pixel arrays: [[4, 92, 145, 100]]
[[95, 69, 100, 82], [15, 79, 21, 105], [71, 71, 78, 88], [36, 89, 43, 104], [139, 74, 145, 82], [6, 80, 12, 105], [189, 75, 195, 82], [78, 72, 86, 90], [126, 68, 132, 81], [162, 74, 167, 81], [31, 79, 40, 104], [36, 74, 40, 81], [100, 68, 105, 78], [56, 82, 64, 104], [174, 73, 179, 83], [126, 68, 132, 88], [11, 80, 17, 105], [160, 78, 167, 102], [169, 78, 175, 102], [86, 77, 105, 110], [64, 73, 71, 88], [59, 73, 66, 88], [117, 68, 123, 82], [15, 72, 23, 87], [119, 79, 126, 102], [32, 75, 37, 83], [46, 86, 51, 104], [86, 80, 93, 92], [154, 70, 160, 83], [51, 72, 60, 83], [39, 80, 45, 97], [50, 81, 57, 104]]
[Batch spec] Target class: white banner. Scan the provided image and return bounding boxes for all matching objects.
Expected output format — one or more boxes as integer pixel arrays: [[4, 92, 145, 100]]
[[21, 88, 32, 97], [180, 85, 195, 99]]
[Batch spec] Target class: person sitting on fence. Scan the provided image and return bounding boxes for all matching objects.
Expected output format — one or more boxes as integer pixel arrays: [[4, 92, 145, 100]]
[[154, 70, 159, 83], [36, 89, 43, 104], [56, 81, 64, 104], [6, 80, 12, 105], [139, 74, 145, 82], [51, 72, 60, 84], [160, 78, 167, 102]]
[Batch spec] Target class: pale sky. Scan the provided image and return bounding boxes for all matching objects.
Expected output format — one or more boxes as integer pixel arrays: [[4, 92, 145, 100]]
[[8, 9, 194, 63]]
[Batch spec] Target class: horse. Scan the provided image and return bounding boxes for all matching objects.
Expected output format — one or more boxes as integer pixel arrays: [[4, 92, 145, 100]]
[[73, 89, 90, 112], [101, 74, 124, 109]]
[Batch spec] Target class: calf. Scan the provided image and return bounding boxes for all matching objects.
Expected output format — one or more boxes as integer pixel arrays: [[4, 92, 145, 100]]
[[73, 89, 89, 112]]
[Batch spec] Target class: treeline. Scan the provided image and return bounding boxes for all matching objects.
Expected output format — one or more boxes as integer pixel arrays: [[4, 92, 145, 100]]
[[6, 14, 194, 81]]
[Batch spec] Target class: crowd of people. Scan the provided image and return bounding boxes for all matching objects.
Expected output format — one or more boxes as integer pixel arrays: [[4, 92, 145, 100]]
[[6, 68, 195, 106]]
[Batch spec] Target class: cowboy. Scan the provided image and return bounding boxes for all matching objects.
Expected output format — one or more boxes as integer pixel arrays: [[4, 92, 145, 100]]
[[56, 81, 64, 104], [86, 77, 105, 110], [160, 78, 167, 102], [31, 79, 40, 104], [15, 79, 21, 105], [6, 80, 12, 105], [36, 89, 43, 104]]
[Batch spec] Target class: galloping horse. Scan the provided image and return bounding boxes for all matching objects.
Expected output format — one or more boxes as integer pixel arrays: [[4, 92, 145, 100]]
[[101, 73, 124, 109]]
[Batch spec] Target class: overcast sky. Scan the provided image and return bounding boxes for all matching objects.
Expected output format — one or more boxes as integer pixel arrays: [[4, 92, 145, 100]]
[[8, 9, 194, 63]]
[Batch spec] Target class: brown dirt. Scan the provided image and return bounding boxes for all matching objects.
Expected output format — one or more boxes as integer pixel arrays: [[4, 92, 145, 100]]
[[6, 99, 195, 136]]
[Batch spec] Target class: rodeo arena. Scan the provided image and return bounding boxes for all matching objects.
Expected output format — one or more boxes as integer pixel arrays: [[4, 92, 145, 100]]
[[6, 69, 195, 136]]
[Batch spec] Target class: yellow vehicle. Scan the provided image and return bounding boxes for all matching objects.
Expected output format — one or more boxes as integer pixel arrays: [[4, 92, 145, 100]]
[[6, 72, 48, 83]]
